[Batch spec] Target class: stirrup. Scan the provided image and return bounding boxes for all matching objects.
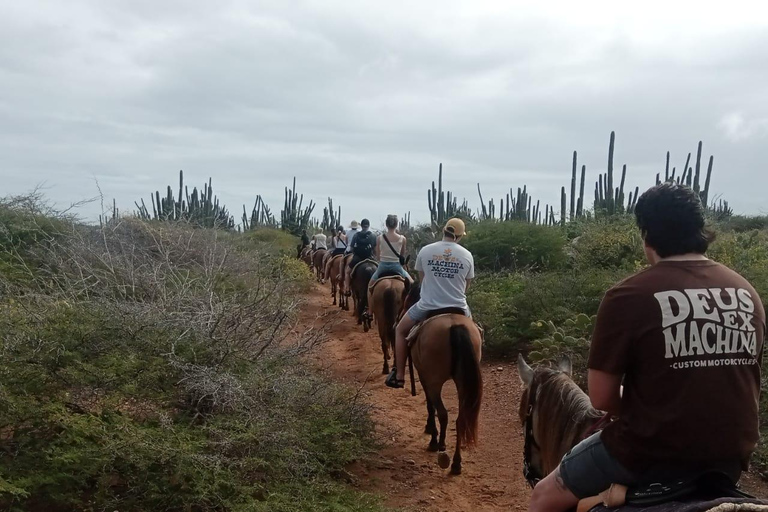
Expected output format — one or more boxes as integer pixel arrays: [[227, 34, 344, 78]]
[[385, 368, 404, 389]]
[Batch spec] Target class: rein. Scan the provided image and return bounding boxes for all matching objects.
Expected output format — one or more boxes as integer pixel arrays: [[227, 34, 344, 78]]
[[523, 376, 543, 489]]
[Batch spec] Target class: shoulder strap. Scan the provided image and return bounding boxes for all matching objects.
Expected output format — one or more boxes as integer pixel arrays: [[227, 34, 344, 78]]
[[382, 234, 402, 257]]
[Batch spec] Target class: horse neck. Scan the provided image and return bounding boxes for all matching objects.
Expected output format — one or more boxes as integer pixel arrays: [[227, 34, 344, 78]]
[[534, 372, 601, 475]]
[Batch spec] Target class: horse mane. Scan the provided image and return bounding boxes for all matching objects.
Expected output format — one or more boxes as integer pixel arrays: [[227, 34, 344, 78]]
[[523, 367, 603, 475]]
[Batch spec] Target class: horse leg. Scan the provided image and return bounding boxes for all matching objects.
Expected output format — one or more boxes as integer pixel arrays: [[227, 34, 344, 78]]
[[451, 440, 462, 475], [425, 397, 438, 451], [427, 387, 450, 469]]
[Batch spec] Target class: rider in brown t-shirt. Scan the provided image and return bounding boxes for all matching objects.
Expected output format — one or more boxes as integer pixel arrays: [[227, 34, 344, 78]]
[[529, 183, 766, 512]]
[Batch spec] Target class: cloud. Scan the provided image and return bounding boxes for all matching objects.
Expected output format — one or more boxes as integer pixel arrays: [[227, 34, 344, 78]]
[[2, 0, 768, 225]]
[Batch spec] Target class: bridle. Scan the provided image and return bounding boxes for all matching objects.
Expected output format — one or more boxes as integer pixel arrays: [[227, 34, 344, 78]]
[[523, 375, 543, 489]]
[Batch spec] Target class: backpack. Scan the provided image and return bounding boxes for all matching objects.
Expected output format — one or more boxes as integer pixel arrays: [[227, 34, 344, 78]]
[[353, 231, 375, 259]]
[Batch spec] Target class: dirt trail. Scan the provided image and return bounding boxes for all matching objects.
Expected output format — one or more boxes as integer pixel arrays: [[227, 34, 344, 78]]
[[302, 284, 531, 511], [300, 283, 768, 510]]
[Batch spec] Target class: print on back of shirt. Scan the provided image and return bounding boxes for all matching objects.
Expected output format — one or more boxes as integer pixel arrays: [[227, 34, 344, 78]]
[[426, 247, 466, 279], [654, 287, 760, 368]]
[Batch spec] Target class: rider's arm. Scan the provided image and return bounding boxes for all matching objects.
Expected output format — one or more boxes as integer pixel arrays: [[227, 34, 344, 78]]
[[587, 285, 637, 416], [587, 369, 622, 416], [465, 278, 472, 292], [375, 238, 381, 260]]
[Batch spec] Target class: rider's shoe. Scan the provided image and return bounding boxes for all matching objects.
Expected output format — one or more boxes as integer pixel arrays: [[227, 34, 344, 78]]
[[385, 368, 405, 389]]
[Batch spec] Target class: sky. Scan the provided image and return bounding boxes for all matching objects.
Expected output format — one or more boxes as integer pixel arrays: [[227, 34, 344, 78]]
[[2, 0, 768, 229]]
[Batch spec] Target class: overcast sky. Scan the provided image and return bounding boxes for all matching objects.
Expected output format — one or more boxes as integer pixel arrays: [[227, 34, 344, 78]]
[[2, 0, 767, 228]]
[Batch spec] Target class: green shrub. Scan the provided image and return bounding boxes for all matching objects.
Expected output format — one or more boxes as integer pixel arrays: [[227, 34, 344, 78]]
[[0, 203, 380, 512], [462, 220, 566, 272], [528, 314, 595, 388], [239, 228, 299, 256], [715, 215, 768, 233], [469, 268, 627, 355], [570, 217, 643, 271]]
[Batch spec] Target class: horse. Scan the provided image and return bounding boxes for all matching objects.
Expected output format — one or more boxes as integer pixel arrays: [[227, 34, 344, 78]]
[[349, 259, 377, 331], [312, 248, 327, 281], [338, 253, 353, 311], [368, 276, 408, 374], [516, 355, 767, 511], [400, 283, 483, 475], [299, 246, 312, 268], [516, 354, 603, 485], [325, 254, 344, 305]]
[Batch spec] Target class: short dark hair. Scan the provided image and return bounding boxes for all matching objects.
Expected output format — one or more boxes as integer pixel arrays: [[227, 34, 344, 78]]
[[634, 182, 714, 257], [385, 215, 398, 229], [361, 218, 370, 228]]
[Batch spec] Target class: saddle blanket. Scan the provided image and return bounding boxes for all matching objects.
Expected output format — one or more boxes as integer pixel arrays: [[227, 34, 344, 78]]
[[590, 498, 768, 512], [406, 313, 484, 346]]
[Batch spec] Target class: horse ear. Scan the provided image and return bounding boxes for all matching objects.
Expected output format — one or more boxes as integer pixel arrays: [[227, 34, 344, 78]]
[[557, 355, 572, 376], [517, 354, 534, 387]]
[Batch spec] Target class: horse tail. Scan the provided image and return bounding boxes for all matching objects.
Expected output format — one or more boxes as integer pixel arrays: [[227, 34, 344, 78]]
[[450, 324, 482, 448], [382, 287, 398, 347]]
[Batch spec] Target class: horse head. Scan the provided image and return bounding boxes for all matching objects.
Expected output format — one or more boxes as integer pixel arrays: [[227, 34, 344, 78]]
[[517, 354, 600, 485], [398, 281, 421, 320]]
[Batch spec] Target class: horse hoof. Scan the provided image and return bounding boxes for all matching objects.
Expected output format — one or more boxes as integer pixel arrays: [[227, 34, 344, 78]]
[[450, 464, 462, 476], [437, 451, 450, 469], [427, 441, 439, 452]]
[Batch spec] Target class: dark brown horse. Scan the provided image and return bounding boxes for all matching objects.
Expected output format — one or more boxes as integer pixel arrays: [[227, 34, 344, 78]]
[[350, 259, 377, 331], [312, 248, 327, 281], [299, 246, 312, 268], [401, 283, 483, 475], [368, 276, 407, 374]]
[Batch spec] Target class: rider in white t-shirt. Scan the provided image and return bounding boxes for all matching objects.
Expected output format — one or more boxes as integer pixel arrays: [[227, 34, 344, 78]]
[[385, 218, 474, 389]]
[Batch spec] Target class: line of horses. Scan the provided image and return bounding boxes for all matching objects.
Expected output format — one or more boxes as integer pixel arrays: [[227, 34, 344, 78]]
[[301, 246, 482, 475], [298, 246, 767, 511]]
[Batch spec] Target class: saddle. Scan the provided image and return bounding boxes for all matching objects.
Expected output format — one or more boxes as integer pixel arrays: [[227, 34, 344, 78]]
[[577, 471, 762, 512], [351, 258, 378, 278]]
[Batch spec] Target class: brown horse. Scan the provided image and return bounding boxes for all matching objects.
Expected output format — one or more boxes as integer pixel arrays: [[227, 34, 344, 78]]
[[312, 248, 327, 281], [350, 259, 377, 331], [299, 246, 312, 268], [368, 276, 407, 374], [401, 283, 483, 475], [325, 254, 343, 305], [516, 355, 603, 484], [338, 253, 353, 311]]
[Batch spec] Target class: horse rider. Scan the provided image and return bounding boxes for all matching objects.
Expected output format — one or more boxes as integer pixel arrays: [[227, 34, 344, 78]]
[[311, 228, 327, 253], [369, 214, 413, 287], [529, 182, 765, 512], [344, 218, 376, 296], [323, 225, 347, 284], [297, 229, 310, 258], [385, 218, 474, 389], [339, 220, 361, 294]]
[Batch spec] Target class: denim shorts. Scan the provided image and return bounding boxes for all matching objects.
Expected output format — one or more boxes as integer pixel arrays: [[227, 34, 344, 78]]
[[406, 301, 471, 322], [559, 432, 742, 499], [370, 261, 409, 281]]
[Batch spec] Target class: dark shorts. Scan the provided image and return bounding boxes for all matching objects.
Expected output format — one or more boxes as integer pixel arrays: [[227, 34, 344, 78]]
[[331, 248, 345, 256], [559, 433, 742, 499]]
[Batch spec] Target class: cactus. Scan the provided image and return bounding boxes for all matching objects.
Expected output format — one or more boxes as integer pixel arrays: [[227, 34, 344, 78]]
[[135, 170, 235, 229], [242, 195, 276, 230], [569, 151, 577, 220], [281, 177, 315, 236], [427, 164, 474, 226], [321, 197, 342, 232], [399, 212, 411, 231]]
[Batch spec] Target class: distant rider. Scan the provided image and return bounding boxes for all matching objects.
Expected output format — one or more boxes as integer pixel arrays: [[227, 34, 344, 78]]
[[369, 214, 413, 287], [344, 218, 376, 295]]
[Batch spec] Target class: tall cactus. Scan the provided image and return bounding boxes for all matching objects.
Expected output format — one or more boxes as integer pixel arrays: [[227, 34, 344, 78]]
[[321, 197, 342, 232], [281, 177, 315, 236], [242, 196, 276, 230], [427, 164, 473, 226], [136, 170, 235, 229]]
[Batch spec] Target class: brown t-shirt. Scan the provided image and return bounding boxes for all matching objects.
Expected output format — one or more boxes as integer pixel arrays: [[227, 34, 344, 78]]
[[589, 259, 766, 472]]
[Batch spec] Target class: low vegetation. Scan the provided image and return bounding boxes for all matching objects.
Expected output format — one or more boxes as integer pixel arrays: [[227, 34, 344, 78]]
[[0, 194, 381, 512]]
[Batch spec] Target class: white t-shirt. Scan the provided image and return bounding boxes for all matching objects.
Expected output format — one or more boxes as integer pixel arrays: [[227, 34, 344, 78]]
[[313, 233, 327, 249], [415, 241, 475, 310]]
